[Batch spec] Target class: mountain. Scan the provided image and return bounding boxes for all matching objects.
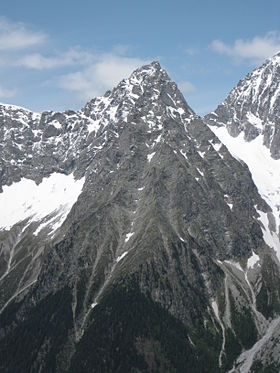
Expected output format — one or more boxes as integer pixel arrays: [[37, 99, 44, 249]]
[[205, 52, 280, 372], [206, 52, 280, 159], [0, 61, 280, 372]]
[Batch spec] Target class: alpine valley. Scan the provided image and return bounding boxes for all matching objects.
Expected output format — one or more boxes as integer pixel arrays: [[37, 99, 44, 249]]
[[0, 54, 280, 373]]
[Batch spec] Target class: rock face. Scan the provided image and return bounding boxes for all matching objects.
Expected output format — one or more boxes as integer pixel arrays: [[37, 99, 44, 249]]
[[205, 52, 280, 158], [0, 61, 280, 372]]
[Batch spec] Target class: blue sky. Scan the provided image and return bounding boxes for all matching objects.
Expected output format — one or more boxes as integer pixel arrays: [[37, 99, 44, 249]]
[[0, 0, 280, 115]]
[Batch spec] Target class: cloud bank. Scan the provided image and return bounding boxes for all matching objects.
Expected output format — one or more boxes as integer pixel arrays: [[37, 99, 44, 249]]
[[58, 54, 149, 100], [210, 32, 280, 64], [0, 17, 46, 50], [0, 18, 150, 104]]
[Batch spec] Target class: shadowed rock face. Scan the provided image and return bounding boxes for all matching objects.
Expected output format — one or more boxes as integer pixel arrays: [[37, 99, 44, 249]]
[[1, 61, 280, 372]]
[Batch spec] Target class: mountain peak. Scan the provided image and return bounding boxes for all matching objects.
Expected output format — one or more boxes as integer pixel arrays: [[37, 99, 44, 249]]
[[134, 60, 163, 74], [82, 60, 195, 137], [205, 49, 280, 158], [269, 50, 280, 63], [149, 60, 161, 68], [2, 48, 280, 373], [128, 60, 170, 86]]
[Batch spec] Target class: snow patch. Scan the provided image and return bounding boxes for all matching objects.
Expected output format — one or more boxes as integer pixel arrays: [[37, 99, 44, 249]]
[[198, 151, 205, 158], [0, 173, 85, 234], [212, 300, 219, 319], [87, 118, 101, 134], [147, 152, 156, 162], [154, 134, 162, 144], [211, 300, 226, 367], [224, 260, 243, 272], [257, 209, 280, 261], [180, 149, 188, 161], [247, 251, 260, 269], [270, 85, 280, 109], [167, 106, 182, 120], [246, 112, 262, 130], [197, 168, 204, 177], [51, 120, 62, 129], [116, 251, 128, 263], [125, 232, 134, 242]]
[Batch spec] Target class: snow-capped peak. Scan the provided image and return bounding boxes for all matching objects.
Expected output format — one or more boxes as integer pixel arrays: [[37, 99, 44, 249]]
[[205, 51, 280, 159], [81, 61, 195, 136]]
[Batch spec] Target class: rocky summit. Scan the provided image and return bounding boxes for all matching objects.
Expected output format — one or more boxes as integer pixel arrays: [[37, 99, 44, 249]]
[[206, 52, 280, 159], [0, 59, 280, 372]]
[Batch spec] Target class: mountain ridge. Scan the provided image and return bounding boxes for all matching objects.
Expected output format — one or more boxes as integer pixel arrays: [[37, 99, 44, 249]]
[[0, 60, 280, 372]]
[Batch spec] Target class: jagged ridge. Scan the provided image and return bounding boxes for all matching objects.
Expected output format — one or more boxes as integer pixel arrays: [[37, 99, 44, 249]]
[[0, 61, 280, 372]]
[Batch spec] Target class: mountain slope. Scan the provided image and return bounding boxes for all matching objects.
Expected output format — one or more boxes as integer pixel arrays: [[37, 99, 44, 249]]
[[205, 52, 280, 372], [0, 62, 280, 372]]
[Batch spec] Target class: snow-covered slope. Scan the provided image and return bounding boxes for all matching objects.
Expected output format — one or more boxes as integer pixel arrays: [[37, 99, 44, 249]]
[[0, 173, 84, 236], [210, 126, 280, 262]]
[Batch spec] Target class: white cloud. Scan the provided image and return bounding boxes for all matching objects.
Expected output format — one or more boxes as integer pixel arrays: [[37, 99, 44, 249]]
[[178, 80, 196, 94], [0, 17, 46, 50], [58, 54, 149, 100], [18, 48, 94, 70], [0, 84, 17, 99], [0, 18, 150, 107], [210, 32, 280, 64]]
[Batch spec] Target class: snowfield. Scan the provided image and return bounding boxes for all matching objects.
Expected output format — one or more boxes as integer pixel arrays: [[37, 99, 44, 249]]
[[0, 173, 85, 234], [210, 126, 280, 261]]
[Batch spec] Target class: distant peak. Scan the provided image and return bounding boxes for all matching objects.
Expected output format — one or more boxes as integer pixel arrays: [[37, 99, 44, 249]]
[[138, 60, 161, 69], [149, 60, 162, 69], [129, 60, 170, 85], [269, 51, 280, 64], [133, 60, 163, 75]]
